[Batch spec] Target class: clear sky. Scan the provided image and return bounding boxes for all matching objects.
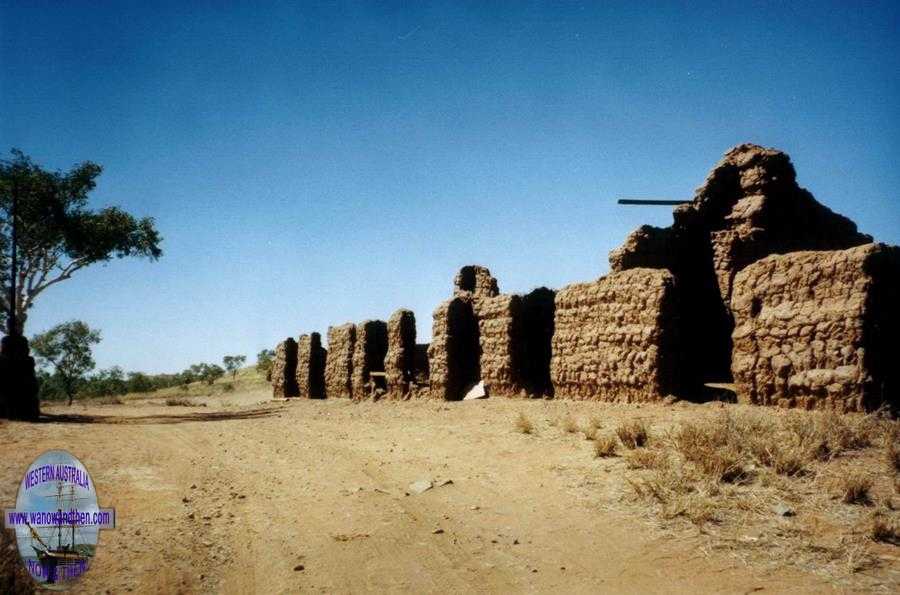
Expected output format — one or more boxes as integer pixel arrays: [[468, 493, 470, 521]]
[[2, 1, 898, 374]]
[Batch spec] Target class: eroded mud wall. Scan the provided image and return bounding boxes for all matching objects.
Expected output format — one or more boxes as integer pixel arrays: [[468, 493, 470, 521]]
[[551, 269, 680, 401], [351, 320, 388, 399], [325, 324, 355, 398], [296, 332, 326, 399], [609, 144, 871, 388], [454, 265, 499, 300], [428, 297, 480, 400], [271, 338, 299, 398], [385, 309, 417, 397], [474, 294, 524, 396], [731, 243, 899, 412]]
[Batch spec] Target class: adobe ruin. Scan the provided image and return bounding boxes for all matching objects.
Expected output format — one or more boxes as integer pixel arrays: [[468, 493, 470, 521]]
[[271, 338, 299, 398], [731, 243, 899, 412], [296, 332, 326, 399], [324, 323, 355, 398], [609, 143, 872, 389], [551, 268, 681, 401], [350, 320, 388, 400]]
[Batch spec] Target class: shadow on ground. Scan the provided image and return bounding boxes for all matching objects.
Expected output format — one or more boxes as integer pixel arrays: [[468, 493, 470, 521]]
[[38, 407, 278, 425]]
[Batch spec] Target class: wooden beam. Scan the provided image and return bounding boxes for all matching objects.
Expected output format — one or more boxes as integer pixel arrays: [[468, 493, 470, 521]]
[[617, 199, 690, 206]]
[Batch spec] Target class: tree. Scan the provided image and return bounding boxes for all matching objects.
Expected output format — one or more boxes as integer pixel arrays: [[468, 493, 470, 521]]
[[187, 363, 224, 386], [0, 149, 162, 335], [222, 355, 247, 379], [31, 320, 101, 405], [256, 349, 275, 379]]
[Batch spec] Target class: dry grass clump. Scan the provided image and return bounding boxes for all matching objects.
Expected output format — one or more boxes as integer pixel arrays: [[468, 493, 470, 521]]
[[582, 426, 597, 441], [839, 473, 873, 505], [624, 447, 667, 470], [588, 415, 603, 430], [626, 459, 721, 525], [594, 434, 618, 458], [561, 415, 579, 434], [870, 512, 900, 544], [616, 420, 649, 449], [671, 417, 748, 483], [616, 407, 899, 587], [886, 432, 900, 473], [515, 412, 534, 435], [625, 410, 895, 524]]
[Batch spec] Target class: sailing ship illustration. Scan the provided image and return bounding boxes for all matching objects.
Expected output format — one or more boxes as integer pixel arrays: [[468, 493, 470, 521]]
[[23, 480, 94, 585]]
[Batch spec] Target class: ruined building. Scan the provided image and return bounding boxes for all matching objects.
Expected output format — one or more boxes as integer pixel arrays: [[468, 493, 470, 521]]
[[551, 268, 681, 401], [271, 338, 299, 398], [296, 333, 326, 399], [270, 143, 894, 412], [731, 243, 899, 412], [609, 143, 871, 389]]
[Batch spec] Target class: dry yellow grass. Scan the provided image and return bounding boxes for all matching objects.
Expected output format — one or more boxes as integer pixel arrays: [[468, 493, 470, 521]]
[[616, 420, 649, 449], [515, 412, 535, 434], [871, 511, 900, 544], [594, 434, 618, 458], [839, 473, 872, 505]]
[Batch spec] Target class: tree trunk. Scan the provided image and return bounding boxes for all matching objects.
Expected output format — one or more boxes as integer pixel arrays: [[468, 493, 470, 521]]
[[5, 310, 27, 336]]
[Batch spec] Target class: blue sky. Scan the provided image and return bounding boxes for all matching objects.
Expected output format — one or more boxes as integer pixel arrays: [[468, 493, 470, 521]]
[[2, 1, 898, 374]]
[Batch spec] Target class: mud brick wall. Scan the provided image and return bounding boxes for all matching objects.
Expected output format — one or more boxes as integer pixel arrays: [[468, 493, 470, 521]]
[[454, 265, 499, 300], [325, 324, 355, 398], [271, 338, 299, 398], [351, 320, 388, 400], [473, 294, 525, 396], [731, 243, 899, 412], [551, 268, 680, 402], [385, 309, 417, 397], [428, 297, 481, 400], [609, 144, 871, 388], [296, 333, 326, 399]]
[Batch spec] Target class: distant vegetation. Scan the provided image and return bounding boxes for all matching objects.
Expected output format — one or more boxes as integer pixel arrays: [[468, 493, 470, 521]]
[[222, 355, 246, 379], [32, 319, 257, 403], [256, 349, 275, 379]]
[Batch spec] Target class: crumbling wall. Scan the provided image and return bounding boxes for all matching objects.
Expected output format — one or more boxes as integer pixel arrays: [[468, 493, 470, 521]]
[[473, 294, 524, 396], [271, 338, 299, 398], [731, 243, 899, 412], [520, 287, 556, 397], [454, 265, 499, 299], [351, 320, 388, 400], [325, 324, 355, 398], [609, 144, 871, 388], [296, 332, 326, 399], [551, 268, 680, 401], [428, 297, 480, 400], [385, 309, 417, 397]]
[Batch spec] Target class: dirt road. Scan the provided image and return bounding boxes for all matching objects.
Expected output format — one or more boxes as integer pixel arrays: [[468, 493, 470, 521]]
[[0, 392, 872, 593]]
